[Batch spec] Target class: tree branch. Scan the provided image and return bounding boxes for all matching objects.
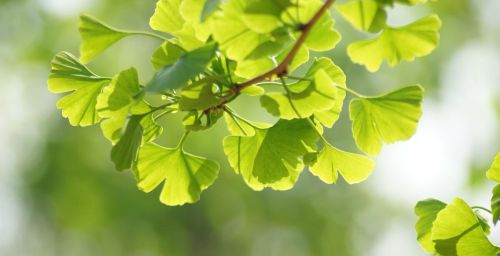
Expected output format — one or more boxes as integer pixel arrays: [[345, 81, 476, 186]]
[[233, 0, 336, 91]]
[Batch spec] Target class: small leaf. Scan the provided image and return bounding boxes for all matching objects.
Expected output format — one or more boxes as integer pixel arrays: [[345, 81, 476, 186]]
[[305, 13, 341, 51], [134, 143, 219, 206], [486, 153, 500, 183], [96, 68, 154, 143], [179, 79, 221, 111], [150, 0, 185, 35], [431, 198, 498, 256], [147, 43, 217, 92], [111, 116, 143, 171], [223, 119, 319, 191], [336, 0, 387, 32], [491, 184, 500, 224], [48, 52, 110, 126], [347, 14, 442, 72], [240, 85, 265, 96], [151, 41, 186, 71], [79, 14, 128, 63], [349, 85, 424, 156], [414, 199, 447, 254], [260, 58, 346, 121], [308, 143, 375, 184]]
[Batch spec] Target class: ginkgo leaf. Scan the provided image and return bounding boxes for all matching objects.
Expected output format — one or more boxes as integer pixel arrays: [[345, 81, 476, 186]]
[[147, 43, 217, 92], [349, 85, 424, 156], [179, 79, 222, 111], [223, 112, 271, 137], [79, 14, 128, 63], [211, 0, 292, 61], [304, 13, 341, 52], [48, 52, 111, 126], [150, 0, 209, 50], [111, 116, 143, 171], [431, 198, 498, 256], [260, 58, 346, 121], [336, 0, 387, 32], [491, 185, 500, 225], [347, 14, 442, 72], [134, 143, 219, 206], [201, 0, 221, 21], [240, 85, 265, 96], [414, 199, 447, 254], [96, 68, 160, 144], [151, 41, 186, 71], [307, 143, 375, 184], [486, 153, 500, 183], [223, 119, 319, 191]]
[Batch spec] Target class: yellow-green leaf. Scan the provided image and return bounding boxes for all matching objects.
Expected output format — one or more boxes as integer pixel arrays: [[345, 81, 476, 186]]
[[48, 52, 110, 127], [486, 153, 500, 183], [134, 143, 219, 206], [347, 14, 442, 72], [349, 85, 424, 156]]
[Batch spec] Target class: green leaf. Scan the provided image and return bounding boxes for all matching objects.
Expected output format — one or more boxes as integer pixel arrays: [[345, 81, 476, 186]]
[[336, 0, 387, 32], [240, 85, 265, 96], [147, 43, 217, 92], [414, 198, 447, 254], [96, 68, 154, 143], [151, 41, 186, 71], [347, 14, 442, 72], [212, 0, 292, 61], [431, 198, 498, 256], [79, 14, 128, 63], [349, 85, 424, 156], [134, 143, 219, 206], [183, 109, 224, 131], [111, 116, 143, 171], [491, 184, 500, 225], [486, 153, 500, 183], [150, 0, 185, 35], [48, 52, 110, 127], [260, 58, 346, 121], [305, 13, 341, 52], [201, 0, 222, 21], [223, 112, 271, 137], [308, 143, 375, 184], [223, 119, 319, 191], [179, 79, 222, 111]]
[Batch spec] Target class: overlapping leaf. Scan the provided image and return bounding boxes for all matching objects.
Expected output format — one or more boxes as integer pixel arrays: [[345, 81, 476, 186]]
[[134, 143, 219, 206], [414, 199, 447, 254], [223, 119, 319, 191], [307, 143, 375, 184], [151, 41, 185, 71], [336, 0, 387, 33], [147, 43, 217, 92], [347, 15, 441, 72], [431, 198, 498, 256], [48, 52, 111, 126], [349, 85, 424, 156], [260, 58, 346, 123]]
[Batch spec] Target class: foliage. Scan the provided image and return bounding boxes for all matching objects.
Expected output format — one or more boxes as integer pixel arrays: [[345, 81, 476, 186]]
[[414, 152, 500, 255], [48, 0, 441, 206]]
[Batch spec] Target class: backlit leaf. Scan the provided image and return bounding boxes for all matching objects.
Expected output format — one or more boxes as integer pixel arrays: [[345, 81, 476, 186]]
[[308, 143, 375, 184], [486, 153, 500, 183], [223, 119, 319, 190], [414, 199, 447, 254], [79, 14, 128, 63], [48, 52, 110, 126], [349, 85, 424, 156], [336, 0, 387, 32], [347, 15, 441, 72], [134, 143, 219, 206]]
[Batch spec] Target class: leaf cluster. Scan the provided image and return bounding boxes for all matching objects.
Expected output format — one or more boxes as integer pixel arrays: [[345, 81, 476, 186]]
[[414, 153, 500, 255], [48, 0, 440, 206]]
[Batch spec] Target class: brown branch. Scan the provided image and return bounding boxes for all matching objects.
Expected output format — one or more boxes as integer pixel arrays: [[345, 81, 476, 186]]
[[233, 0, 336, 91]]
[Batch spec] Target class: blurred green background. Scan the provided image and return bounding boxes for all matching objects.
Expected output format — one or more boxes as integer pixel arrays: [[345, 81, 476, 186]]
[[1, 0, 499, 255]]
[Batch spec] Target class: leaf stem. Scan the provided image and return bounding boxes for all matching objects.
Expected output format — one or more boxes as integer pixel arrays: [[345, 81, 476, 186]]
[[127, 31, 169, 41], [472, 206, 492, 214], [177, 131, 191, 149], [233, 0, 336, 91], [334, 85, 365, 98]]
